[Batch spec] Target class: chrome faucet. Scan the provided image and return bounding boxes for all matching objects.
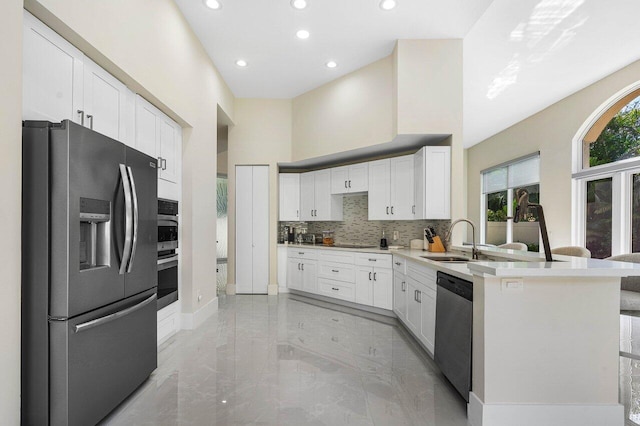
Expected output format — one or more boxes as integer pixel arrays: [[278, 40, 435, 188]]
[[445, 219, 479, 260]]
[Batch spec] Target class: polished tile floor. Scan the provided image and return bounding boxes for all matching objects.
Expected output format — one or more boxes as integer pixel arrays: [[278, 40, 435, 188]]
[[102, 295, 468, 425]]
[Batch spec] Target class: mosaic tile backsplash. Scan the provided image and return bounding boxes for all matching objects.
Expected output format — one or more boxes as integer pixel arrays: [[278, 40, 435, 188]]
[[279, 194, 451, 247]]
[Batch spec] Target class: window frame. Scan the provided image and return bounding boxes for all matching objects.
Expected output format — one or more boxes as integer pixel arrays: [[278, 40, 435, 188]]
[[480, 153, 541, 249], [572, 80, 640, 257]]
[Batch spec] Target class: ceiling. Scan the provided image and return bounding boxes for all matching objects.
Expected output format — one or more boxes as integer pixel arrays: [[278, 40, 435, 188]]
[[176, 0, 640, 147]]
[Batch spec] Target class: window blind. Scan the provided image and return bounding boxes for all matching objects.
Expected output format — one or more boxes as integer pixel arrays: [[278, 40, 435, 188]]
[[482, 154, 540, 194]]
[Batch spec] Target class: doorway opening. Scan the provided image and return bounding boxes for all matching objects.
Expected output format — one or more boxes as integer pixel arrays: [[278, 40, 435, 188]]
[[216, 122, 229, 295]]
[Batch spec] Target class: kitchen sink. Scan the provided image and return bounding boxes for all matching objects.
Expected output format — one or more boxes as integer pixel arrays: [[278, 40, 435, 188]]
[[421, 256, 471, 262]]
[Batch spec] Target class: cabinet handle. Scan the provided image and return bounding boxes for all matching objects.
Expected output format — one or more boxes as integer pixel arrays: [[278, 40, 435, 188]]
[[298, 263, 301, 270], [348, 180, 351, 188], [332, 269, 339, 273], [86, 114, 94, 129], [345, 180, 348, 189], [373, 272, 377, 281], [77, 110, 85, 126], [395, 262, 401, 266], [162, 158, 167, 170], [391, 206, 394, 215], [414, 290, 418, 302], [298, 252, 305, 255], [332, 287, 339, 291], [369, 272, 372, 280], [412, 205, 415, 214], [301, 263, 304, 271], [386, 206, 389, 215], [417, 291, 421, 303], [296, 209, 299, 218], [401, 281, 406, 291], [368, 258, 377, 262]]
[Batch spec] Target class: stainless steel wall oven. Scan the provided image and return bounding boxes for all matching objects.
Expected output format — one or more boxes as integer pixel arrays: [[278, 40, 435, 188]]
[[157, 198, 178, 310]]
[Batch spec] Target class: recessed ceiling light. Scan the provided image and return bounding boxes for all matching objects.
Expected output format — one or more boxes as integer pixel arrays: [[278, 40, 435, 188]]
[[379, 0, 397, 10], [235, 59, 247, 67], [291, 0, 307, 10], [296, 30, 310, 40], [326, 61, 337, 69], [205, 0, 222, 10]]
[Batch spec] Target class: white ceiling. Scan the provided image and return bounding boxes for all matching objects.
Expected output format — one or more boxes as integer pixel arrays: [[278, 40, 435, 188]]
[[176, 0, 640, 148]]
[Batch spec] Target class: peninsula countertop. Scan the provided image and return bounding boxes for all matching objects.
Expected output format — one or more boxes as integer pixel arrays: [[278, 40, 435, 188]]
[[279, 243, 640, 280]]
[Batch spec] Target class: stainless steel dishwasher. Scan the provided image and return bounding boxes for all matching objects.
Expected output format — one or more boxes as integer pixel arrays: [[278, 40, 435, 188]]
[[434, 271, 473, 402]]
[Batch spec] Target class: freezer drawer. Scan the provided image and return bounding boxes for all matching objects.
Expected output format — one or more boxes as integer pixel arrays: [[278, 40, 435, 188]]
[[48, 289, 157, 426]]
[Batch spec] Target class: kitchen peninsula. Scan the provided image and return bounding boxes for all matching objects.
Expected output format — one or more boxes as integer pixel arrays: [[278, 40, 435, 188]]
[[281, 243, 640, 426]]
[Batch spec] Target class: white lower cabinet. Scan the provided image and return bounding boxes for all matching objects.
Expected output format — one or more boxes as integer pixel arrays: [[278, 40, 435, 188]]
[[288, 248, 392, 310], [157, 302, 179, 345], [393, 270, 407, 321], [394, 256, 438, 356], [287, 249, 318, 292]]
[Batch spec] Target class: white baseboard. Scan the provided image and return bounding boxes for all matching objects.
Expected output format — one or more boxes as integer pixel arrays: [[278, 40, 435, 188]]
[[468, 392, 623, 426], [268, 284, 278, 295], [181, 296, 218, 330], [278, 286, 289, 294]]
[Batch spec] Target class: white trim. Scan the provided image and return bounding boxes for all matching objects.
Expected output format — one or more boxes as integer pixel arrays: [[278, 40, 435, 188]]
[[278, 286, 290, 294], [468, 392, 623, 426], [571, 80, 640, 175], [181, 296, 218, 330]]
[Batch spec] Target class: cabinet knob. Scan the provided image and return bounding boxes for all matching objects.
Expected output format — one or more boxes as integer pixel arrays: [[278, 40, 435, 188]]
[[331, 269, 339, 273]]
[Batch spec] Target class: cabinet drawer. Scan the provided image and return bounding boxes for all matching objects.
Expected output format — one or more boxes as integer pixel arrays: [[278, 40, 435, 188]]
[[355, 253, 392, 269], [318, 262, 355, 283], [318, 278, 355, 302], [318, 250, 355, 265], [407, 260, 437, 291], [392, 256, 407, 274], [288, 248, 318, 260]]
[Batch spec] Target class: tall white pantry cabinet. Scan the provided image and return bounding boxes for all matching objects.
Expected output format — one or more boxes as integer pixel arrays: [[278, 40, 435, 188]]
[[236, 166, 270, 294]]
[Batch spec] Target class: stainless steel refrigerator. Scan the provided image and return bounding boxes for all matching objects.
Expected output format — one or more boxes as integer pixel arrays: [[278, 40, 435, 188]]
[[22, 120, 158, 426]]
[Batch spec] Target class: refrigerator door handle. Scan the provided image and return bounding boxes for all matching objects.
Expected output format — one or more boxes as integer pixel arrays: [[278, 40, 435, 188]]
[[73, 294, 157, 333], [119, 164, 133, 275], [126, 166, 139, 273]]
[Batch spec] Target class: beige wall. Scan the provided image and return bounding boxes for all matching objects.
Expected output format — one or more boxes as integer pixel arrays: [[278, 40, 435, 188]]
[[0, 1, 23, 422], [24, 0, 235, 315], [227, 99, 293, 291], [395, 40, 465, 240], [292, 56, 394, 161], [467, 59, 640, 248]]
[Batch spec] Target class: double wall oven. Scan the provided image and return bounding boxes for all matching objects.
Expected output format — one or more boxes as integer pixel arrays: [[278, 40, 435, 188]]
[[158, 198, 179, 310]]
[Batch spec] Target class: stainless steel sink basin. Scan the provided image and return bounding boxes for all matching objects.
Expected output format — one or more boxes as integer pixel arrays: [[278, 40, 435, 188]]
[[421, 256, 471, 262]]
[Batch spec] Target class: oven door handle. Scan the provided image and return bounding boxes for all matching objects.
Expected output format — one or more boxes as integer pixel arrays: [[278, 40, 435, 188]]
[[158, 214, 179, 223], [158, 254, 179, 271], [158, 219, 178, 227]]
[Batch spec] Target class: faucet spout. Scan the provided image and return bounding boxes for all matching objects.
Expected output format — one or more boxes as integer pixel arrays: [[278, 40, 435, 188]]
[[445, 219, 479, 260]]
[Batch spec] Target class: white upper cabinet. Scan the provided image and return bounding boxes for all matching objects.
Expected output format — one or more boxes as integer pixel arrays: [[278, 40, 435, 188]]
[[368, 155, 414, 220], [23, 11, 134, 146], [135, 95, 181, 184], [279, 173, 300, 221], [22, 11, 84, 124], [330, 163, 368, 194], [82, 58, 129, 143], [299, 170, 343, 221], [414, 146, 451, 220]]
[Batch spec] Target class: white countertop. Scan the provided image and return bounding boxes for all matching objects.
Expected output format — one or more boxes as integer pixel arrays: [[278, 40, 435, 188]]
[[279, 243, 640, 279]]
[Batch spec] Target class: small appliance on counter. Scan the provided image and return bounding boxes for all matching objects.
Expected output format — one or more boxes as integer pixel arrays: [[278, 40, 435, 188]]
[[322, 230, 335, 246], [380, 230, 388, 250]]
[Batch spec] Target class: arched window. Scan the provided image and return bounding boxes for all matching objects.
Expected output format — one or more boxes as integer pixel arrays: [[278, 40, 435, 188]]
[[573, 85, 640, 258]]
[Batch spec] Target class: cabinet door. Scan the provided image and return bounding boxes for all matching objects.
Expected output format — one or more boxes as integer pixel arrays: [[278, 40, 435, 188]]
[[372, 268, 393, 310], [302, 261, 317, 293], [279, 174, 300, 221], [83, 59, 127, 141], [393, 270, 407, 320], [158, 116, 180, 183], [406, 278, 421, 335], [251, 166, 270, 294], [368, 159, 391, 220], [355, 267, 374, 306], [390, 155, 415, 220], [424, 146, 451, 219], [348, 163, 368, 193], [413, 148, 425, 219], [235, 166, 254, 294], [313, 169, 332, 220], [300, 172, 315, 221], [135, 96, 159, 158], [277, 246, 288, 288], [330, 166, 349, 194], [22, 11, 84, 124], [419, 287, 437, 353], [287, 259, 302, 290]]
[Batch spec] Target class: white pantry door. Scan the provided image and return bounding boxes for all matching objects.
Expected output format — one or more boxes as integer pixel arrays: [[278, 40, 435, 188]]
[[235, 165, 269, 294]]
